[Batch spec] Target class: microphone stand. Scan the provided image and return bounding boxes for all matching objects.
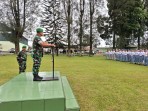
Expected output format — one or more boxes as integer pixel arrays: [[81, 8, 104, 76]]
[[42, 45, 59, 81]]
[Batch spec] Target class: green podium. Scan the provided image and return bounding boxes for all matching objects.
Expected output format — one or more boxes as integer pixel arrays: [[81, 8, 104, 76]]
[[0, 72, 80, 111]]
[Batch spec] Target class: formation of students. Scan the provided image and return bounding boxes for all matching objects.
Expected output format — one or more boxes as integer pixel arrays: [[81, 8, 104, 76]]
[[105, 49, 148, 66]]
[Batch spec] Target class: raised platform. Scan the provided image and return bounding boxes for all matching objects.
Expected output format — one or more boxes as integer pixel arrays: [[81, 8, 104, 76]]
[[0, 72, 80, 111]]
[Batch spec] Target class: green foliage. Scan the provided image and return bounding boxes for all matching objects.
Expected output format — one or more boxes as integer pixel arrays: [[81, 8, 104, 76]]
[[107, 0, 148, 49], [97, 16, 111, 40]]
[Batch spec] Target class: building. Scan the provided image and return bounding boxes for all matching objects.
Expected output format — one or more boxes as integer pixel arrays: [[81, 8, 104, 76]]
[[0, 34, 28, 51]]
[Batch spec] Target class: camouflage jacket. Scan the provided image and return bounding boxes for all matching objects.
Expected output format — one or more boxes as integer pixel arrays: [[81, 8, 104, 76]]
[[17, 50, 27, 62], [32, 36, 43, 57]]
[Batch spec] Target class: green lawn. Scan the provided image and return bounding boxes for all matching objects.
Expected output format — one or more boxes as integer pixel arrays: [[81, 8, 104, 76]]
[[0, 54, 148, 111]]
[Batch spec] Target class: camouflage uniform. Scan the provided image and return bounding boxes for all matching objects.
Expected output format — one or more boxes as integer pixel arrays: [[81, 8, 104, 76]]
[[32, 36, 43, 75], [17, 50, 27, 73]]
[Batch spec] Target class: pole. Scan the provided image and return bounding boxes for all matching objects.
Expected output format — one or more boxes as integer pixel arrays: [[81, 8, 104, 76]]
[[42, 46, 59, 81]]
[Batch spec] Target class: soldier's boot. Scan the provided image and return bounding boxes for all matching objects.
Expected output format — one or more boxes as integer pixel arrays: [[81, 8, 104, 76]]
[[37, 74, 43, 79], [33, 74, 43, 81]]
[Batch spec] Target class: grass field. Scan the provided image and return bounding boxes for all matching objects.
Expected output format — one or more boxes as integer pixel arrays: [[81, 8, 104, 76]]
[[0, 54, 148, 111]]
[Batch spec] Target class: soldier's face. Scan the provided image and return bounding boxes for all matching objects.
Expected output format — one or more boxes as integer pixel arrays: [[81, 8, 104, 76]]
[[22, 48, 26, 51], [40, 32, 44, 36]]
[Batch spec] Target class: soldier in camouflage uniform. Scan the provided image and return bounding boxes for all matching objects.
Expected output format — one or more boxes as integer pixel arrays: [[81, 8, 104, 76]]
[[17, 46, 27, 74], [32, 28, 55, 81]]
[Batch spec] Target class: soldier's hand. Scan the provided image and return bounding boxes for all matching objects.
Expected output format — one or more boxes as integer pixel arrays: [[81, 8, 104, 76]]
[[50, 44, 56, 47]]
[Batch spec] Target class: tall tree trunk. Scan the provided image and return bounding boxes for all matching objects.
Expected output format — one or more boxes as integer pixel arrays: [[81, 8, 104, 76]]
[[119, 35, 125, 49], [113, 31, 116, 50], [53, 6, 59, 56], [15, 0, 21, 53], [90, 14, 93, 56], [55, 35, 59, 56], [79, 0, 85, 56], [13, 0, 25, 53], [137, 29, 141, 50], [89, 0, 94, 56], [15, 32, 20, 54], [138, 36, 140, 50], [67, 0, 71, 56], [23, 0, 26, 31]]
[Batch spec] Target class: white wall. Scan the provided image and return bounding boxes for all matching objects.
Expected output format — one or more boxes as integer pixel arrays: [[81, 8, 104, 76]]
[[0, 41, 28, 51]]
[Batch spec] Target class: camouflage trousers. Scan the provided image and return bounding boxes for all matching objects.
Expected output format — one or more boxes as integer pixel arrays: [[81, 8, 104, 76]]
[[18, 61, 26, 74], [32, 56, 42, 75]]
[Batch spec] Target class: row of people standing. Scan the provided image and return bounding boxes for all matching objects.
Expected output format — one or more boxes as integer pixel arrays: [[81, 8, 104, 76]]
[[105, 50, 148, 66]]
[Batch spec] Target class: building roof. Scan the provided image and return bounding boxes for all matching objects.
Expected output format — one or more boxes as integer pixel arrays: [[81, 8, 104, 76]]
[[0, 33, 28, 45]]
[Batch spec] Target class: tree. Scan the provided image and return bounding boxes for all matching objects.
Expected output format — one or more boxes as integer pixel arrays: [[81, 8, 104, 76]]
[[89, 0, 95, 56], [97, 15, 111, 41], [144, 0, 148, 9], [0, 0, 40, 53], [107, 0, 147, 49], [78, 0, 85, 56], [125, 0, 146, 49], [107, 0, 127, 49], [41, 0, 64, 56], [62, 0, 73, 56], [144, 0, 148, 28]]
